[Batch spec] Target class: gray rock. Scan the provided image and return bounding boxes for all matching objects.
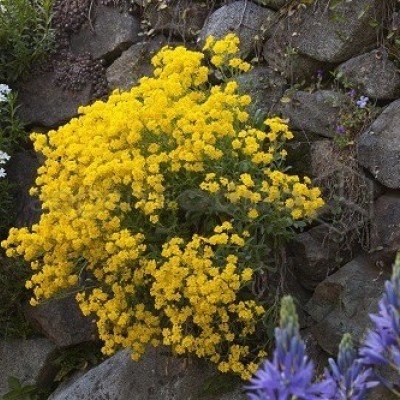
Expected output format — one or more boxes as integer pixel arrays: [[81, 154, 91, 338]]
[[263, 19, 326, 83], [357, 99, 400, 188], [17, 71, 91, 127], [199, 1, 277, 57], [279, 90, 346, 138], [0, 338, 57, 396], [337, 49, 400, 100], [236, 66, 287, 119], [253, 0, 290, 10], [107, 36, 167, 91], [71, 4, 140, 61], [369, 194, 400, 265], [6, 151, 41, 228], [144, 0, 209, 40], [287, 225, 354, 291], [25, 294, 97, 348], [49, 348, 243, 400], [291, 0, 384, 63], [304, 255, 387, 355]]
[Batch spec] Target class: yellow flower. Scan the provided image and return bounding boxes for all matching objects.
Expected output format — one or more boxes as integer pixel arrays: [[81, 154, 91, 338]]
[[248, 209, 259, 219]]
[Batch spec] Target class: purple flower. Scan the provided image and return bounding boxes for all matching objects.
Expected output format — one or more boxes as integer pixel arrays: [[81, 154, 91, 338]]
[[246, 297, 336, 400], [326, 334, 379, 400], [361, 255, 400, 391], [356, 96, 369, 109], [316, 69, 323, 79], [336, 125, 346, 135]]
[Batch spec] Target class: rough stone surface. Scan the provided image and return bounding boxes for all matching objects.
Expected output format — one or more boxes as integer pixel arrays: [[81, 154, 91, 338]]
[[0, 338, 57, 396], [337, 49, 400, 100], [236, 66, 287, 119], [287, 225, 354, 291], [71, 4, 140, 61], [49, 348, 243, 400], [144, 0, 209, 40], [263, 19, 327, 83], [279, 90, 346, 138], [305, 256, 387, 355], [6, 151, 41, 228], [107, 36, 166, 91], [357, 99, 400, 189], [369, 194, 400, 265], [291, 0, 384, 63], [25, 294, 97, 348], [17, 71, 91, 127], [200, 1, 277, 57]]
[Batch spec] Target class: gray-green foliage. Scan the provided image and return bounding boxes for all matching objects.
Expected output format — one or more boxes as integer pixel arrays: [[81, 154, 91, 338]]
[[0, 0, 54, 83]]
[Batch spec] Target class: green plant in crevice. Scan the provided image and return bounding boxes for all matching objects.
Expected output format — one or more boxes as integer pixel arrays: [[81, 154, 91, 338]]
[[0, 0, 54, 83], [53, 343, 104, 383], [1, 377, 49, 400]]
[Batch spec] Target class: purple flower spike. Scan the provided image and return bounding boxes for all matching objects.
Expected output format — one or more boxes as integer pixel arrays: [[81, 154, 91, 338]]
[[246, 297, 336, 400], [356, 96, 369, 108], [361, 254, 400, 392], [326, 334, 379, 400], [316, 69, 323, 79]]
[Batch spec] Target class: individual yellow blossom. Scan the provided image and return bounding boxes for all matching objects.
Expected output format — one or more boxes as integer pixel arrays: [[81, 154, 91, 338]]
[[248, 209, 259, 219]]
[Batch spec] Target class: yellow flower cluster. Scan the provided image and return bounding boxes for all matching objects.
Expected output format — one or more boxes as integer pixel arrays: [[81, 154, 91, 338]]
[[76, 225, 264, 379], [199, 117, 324, 221], [203, 34, 252, 72], [2, 35, 324, 379]]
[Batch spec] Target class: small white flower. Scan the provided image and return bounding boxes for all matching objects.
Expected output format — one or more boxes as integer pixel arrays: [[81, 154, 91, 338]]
[[0, 168, 7, 178], [0, 1, 6, 13], [0, 150, 10, 164], [0, 84, 11, 103]]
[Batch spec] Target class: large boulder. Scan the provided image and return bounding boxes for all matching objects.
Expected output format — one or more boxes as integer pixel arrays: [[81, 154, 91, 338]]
[[107, 36, 167, 91], [304, 255, 387, 355], [199, 1, 277, 57], [144, 0, 209, 40], [236, 66, 287, 119], [17, 71, 91, 127], [70, 4, 140, 61], [25, 294, 97, 348], [357, 99, 400, 189], [290, 0, 384, 63], [279, 90, 346, 138], [6, 151, 41, 228], [337, 49, 400, 100], [0, 338, 57, 396], [49, 348, 243, 400]]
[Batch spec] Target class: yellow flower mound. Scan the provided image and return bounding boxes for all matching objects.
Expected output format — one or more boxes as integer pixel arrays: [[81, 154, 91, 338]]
[[2, 34, 324, 380]]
